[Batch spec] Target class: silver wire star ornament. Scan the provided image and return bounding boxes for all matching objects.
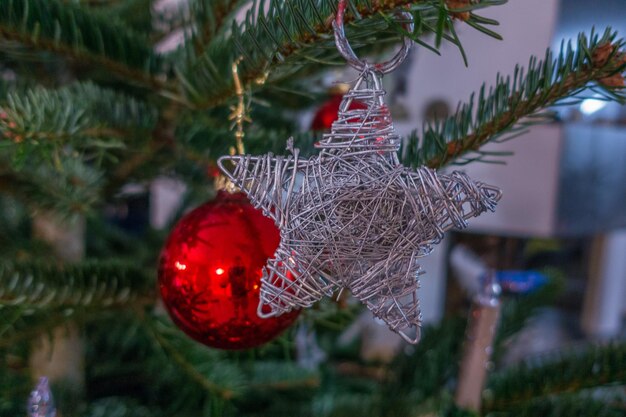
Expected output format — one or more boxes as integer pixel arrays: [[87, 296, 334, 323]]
[[219, 4, 501, 343]]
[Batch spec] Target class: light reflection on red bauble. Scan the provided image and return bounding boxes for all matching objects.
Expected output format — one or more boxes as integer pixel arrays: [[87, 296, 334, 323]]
[[158, 191, 300, 350]]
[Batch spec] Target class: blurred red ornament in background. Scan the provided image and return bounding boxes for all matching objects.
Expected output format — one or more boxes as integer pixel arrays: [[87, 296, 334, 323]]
[[158, 191, 300, 350], [205, 162, 221, 179], [311, 94, 367, 130]]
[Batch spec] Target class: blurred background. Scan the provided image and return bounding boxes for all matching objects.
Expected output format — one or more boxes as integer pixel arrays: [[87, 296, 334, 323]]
[[384, 0, 626, 348]]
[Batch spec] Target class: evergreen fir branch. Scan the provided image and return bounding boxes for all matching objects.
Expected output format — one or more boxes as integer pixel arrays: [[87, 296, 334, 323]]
[[0, 355, 30, 416], [0, 82, 158, 156], [178, 0, 506, 109], [92, 0, 155, 36], [147, 316, 320, 412], [387, 0, 506, 66], [0, 157, 103, 216], [83, 397, 158, 417], [403, 28, 626, 168], [484, 342, 626, 412], [311, 391, 382, 417], [0, 260, 154, 309], [85, 217, 165, 266], [487, 394, 626, 417], [0, 76, 16, 100], [65, 0, 132, 5], [83, 313, 169, 410], [0, 0, 164, 90], [176, 120, 318, 165], [247, 361, 319, 391], [0, 200, 30, 247], [382, 317, 467, 412], [148, 317, 245, 401], [0, 82, 159, 205], [0, 306, 91, 348], [86, 312, 156, 367], [187, 0, 247, 57]]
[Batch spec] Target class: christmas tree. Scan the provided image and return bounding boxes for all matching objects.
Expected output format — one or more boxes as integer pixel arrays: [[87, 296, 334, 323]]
[[1, 0, 625, 416]]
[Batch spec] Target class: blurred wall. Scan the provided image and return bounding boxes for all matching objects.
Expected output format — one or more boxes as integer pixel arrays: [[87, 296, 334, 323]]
[[405, 0, 560, 130]]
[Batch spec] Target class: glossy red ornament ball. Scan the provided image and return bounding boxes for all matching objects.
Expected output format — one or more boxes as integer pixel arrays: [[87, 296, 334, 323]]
[[158, 191, 300, 350], [311, 94, 368, 130]]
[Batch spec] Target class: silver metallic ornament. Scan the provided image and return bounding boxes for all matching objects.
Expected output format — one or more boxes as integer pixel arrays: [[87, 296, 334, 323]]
[[219, 1, 501, 343]]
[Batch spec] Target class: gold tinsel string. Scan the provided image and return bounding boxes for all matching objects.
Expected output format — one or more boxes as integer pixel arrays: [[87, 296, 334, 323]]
[[228, 57, 250, 156], [215, 57, 251, 191]]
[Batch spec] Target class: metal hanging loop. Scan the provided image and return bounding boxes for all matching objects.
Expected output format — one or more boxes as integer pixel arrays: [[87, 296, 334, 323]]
[[333, 0, 414, 74]]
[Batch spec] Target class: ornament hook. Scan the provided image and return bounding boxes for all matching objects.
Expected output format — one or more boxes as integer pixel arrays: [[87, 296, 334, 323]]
[[333, 0, 414, 74]]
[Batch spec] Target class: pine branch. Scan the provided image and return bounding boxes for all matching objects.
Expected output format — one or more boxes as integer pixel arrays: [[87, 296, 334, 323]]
[[484, 342, 626, 412], [383, 317, 467, 410], [0, 157, 103, 216], [178, 0, 506, 109], [0, 77, 17, 100], [83, 398, 157, 417], [83, 312, 166, 405], [147, 315, 319, 411], [491, 394, 626, 417], [92, 0, 155, 36], [0, 259, 154, 346], [247, 361, 319, 391], [0, 0, 164, 90], [0, 82, 157, 155], [403, 28, 626, 169], [0, 306, 89, 348], [0, 260, 154, 309], [0, 357, 30, 416], [187, 0, 247, 57], [0, 82, 160, 208], [176, 119, 318, 163], [311, 392, 382, 417], [65, 0, 131, 5], [147, 317, 244, 401]]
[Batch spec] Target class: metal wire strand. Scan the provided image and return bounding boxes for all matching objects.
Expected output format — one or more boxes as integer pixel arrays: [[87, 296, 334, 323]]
[[332, 0, 414, 74]]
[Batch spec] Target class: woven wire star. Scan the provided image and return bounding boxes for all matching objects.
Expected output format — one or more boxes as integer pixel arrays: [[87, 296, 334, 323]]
[[219, 1, 500, 343], [218, 67, 501, 343]]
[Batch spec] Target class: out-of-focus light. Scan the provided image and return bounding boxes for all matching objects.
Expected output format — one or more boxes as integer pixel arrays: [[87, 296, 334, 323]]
[[175, 261, 187, 271], [580, 98, 607, 115], [215, 267, 225, 275]]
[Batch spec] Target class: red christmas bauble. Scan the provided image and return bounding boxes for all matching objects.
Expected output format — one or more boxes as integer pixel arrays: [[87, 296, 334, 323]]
[[311, 94, 368, 130], [158, 190, 300, 350]]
